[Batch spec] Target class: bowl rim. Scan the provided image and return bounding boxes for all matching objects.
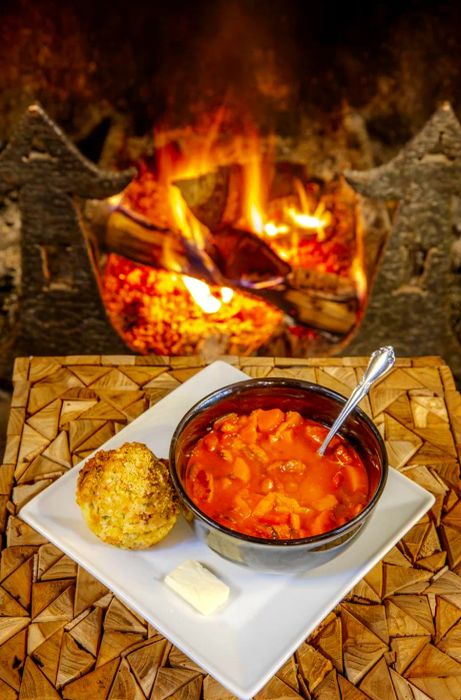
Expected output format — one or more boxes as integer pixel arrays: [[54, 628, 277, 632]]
[[169, 377, 389, 548]]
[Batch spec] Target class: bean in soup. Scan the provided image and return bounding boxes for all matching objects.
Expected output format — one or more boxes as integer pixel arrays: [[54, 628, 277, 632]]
[[184, 408, 369, 540]]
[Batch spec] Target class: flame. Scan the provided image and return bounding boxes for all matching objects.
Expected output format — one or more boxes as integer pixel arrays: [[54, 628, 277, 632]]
[[183, 276, 235, 313], [116, 111, 361, 339], [183, 276, 223, 313]]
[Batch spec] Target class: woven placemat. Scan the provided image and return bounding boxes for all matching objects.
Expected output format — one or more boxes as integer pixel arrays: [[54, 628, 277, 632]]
[[1, 355, 461, 700]]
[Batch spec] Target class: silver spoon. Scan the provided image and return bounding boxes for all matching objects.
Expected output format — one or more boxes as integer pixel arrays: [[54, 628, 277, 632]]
[[318, 346, 396, 456]]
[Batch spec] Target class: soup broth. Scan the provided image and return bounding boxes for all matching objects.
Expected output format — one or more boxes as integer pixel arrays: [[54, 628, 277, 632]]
[[184, 408, 369, 540]]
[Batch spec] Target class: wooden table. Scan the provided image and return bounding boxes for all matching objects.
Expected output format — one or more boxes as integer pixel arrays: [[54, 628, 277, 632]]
[[1, 355, 461, 700]]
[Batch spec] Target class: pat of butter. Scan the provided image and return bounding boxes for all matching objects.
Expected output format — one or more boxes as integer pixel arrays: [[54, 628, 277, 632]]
[[165, 560, 230, 615]]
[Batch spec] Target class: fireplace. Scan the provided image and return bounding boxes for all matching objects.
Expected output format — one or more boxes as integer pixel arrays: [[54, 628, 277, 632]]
[[1, 0, 461, 380]]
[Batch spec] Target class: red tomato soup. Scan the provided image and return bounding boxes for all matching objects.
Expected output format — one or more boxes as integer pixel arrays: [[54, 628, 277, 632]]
[[184, 408, 369, 540]]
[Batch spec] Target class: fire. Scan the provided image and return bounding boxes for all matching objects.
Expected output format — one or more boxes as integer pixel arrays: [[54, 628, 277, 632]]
[[183, 276, 234, 314], [102, 111, 365, 356]]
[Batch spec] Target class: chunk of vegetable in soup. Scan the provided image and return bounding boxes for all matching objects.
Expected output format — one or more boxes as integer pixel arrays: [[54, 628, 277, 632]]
[[184, 409, 369, 540]]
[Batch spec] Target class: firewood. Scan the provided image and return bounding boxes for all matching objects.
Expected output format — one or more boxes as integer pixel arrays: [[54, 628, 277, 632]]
[[96, 206, 357, 334], [210, 225, 291, 285], [61, 658, 119, 700], [99, 208, 223, 286], [174, 166, 232, 231], [126, 639, 168, 697], [56, 633, 95, 688]]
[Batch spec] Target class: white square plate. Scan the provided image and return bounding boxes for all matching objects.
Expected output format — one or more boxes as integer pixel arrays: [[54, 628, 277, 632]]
[[21, 361, 435, 699]]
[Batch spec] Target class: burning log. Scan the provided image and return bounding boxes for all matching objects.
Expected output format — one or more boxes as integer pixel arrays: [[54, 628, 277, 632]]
[[174, 166, 236, 230], [89, 203, 357, 335]]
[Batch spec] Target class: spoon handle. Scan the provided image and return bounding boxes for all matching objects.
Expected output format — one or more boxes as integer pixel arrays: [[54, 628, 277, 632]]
[[318, 346, 395, 456]]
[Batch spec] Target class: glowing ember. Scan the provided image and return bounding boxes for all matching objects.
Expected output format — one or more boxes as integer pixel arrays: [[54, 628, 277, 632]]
[[102, 256, 282, 356]]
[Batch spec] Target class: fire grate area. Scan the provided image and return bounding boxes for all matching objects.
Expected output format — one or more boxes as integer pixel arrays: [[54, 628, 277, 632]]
[[1, 102, 461, 380]]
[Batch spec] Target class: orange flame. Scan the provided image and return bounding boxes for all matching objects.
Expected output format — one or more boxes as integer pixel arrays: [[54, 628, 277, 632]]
[[133, 112, 350, 317]]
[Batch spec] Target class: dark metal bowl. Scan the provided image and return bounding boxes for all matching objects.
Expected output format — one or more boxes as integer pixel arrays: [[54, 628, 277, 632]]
[[169, 378, 388, 573]]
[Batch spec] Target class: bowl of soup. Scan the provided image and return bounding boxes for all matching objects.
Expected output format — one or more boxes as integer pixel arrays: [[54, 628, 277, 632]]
[[169, 378, 388, 573]]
